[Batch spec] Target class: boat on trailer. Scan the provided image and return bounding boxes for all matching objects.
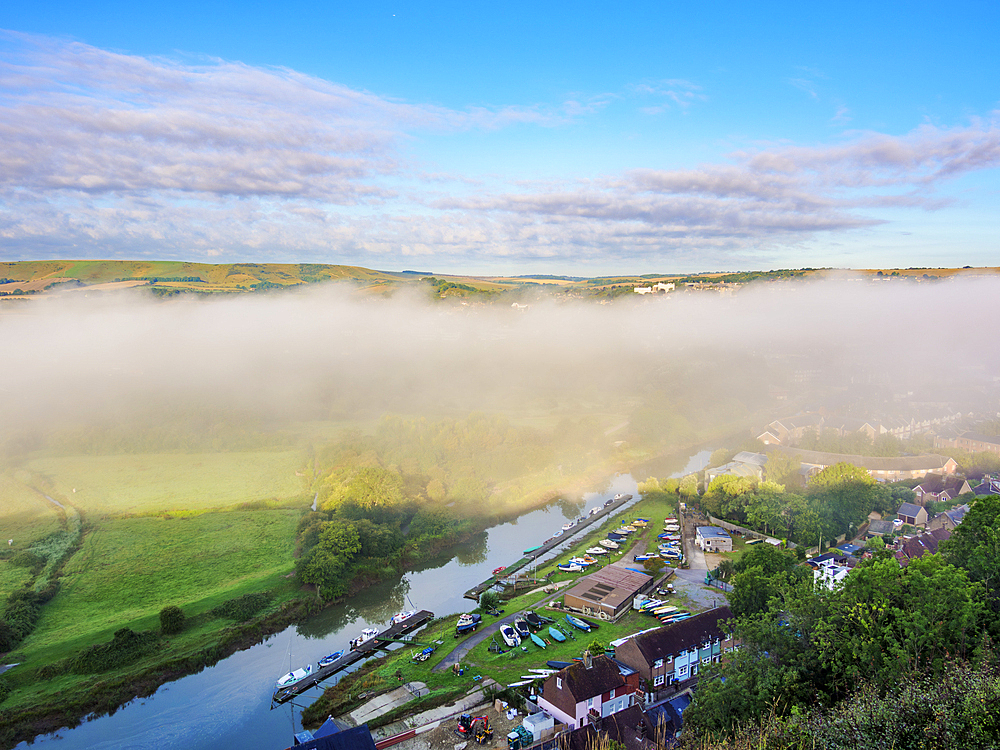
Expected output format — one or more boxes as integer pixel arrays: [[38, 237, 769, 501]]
[[599, 539, 619, 549], [558, 562, 584, 572], [565, 614, 591, 632], [586, 547, 609, 556], [500, 624, 521, 647]]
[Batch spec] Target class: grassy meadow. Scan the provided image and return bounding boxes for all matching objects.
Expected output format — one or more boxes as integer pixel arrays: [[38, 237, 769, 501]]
[[18, 510, 299, 664], [26, 450, 307, 516], [0, 473, 64, 549]]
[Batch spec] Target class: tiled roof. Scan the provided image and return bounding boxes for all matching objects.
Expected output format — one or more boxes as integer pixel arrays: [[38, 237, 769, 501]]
[[897, 502, 923, 518], [545, 655, 626, 706], [631, 607, 732, 664], [562, 706, 655, 750]]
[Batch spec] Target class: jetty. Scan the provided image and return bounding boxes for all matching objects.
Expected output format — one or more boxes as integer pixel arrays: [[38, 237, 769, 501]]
[[463, 493, 635, 601], [271, 610, 434, 706]]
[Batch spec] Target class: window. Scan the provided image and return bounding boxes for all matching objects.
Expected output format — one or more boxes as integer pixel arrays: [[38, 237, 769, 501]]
[[701, 656, 711, 664], [654, 659, 663, 668], [588, 697, 594, 709], [556, 678, 562, 689], [678, 665, 688, 678], [653, 675, 664, 687], [609, 689, 615, 699]]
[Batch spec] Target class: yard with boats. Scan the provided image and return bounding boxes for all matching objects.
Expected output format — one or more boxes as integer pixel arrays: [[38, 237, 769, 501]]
[[299, 488, 718, 733]]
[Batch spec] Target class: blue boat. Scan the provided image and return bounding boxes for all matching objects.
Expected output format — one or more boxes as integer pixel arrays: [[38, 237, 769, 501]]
[[530, 632, 547, 648], [548, 626, 566, 642], [547, 660, 573, 669], [318, 649, 344, 668], [565, 614, 591, 632]]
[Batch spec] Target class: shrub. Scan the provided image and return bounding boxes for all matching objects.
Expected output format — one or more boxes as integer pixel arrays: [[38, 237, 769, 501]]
[[73, 628, 160, 673], [210, 592, 272, 621], [160, 605, 185, 635], [479, 590, 501, 611]]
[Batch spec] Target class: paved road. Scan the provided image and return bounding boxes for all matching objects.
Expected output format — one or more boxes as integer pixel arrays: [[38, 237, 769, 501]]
[[431, 612, 522, 673]]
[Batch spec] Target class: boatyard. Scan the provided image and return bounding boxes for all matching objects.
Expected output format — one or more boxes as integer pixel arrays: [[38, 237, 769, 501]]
[[463, 493, 635, 601]]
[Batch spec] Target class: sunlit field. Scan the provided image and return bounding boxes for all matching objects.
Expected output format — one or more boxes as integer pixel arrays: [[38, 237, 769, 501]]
[[17, 510, 299, 663], [26, 450, 307, 516]]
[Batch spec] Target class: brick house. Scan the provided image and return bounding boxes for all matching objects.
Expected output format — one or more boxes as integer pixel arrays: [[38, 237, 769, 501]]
[[613, 607, 737, 690], [897, 502, 929, 528], [537, 654, 641, 730]]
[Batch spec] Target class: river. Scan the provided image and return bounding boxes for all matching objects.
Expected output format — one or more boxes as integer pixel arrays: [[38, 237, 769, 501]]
[[18, 449, 711, 750]]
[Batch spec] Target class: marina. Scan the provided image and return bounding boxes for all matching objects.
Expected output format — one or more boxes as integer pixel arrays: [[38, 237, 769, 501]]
[[270, 610, 434, 706], [463, 493, 634, 601]]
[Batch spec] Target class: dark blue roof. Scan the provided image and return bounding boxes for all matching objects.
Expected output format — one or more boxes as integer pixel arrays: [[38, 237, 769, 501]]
[[294, 724, 377, 750]]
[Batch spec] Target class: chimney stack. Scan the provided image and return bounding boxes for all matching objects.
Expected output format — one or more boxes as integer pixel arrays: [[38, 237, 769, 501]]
[[583, 650, 592, 669]]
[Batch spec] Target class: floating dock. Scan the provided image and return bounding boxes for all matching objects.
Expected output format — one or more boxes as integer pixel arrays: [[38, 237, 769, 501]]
[[463, 493, 635, 601], [270, 610, 434, 706]]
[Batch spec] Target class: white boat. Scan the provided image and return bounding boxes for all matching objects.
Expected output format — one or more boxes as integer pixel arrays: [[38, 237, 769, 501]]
[[599, 539, 619, 549], [276, 664, 313, 688], [500, 624, 521, 647], [664, 524, 680, 532], [351, 627, 379, 650], [558, 562, 583, 572], [586, 547, 609, 555], [562, 522, 574, 531], [568, 556, 592, 566], [390, 610, 416, 626]]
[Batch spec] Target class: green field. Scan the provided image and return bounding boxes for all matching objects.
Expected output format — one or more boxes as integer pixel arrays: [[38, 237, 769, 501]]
[[26, 450, 307, 516], [0, 472, 64, 549]]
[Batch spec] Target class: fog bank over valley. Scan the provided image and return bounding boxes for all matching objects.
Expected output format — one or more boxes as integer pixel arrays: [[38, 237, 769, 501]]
[[3, 277, 998, 444]]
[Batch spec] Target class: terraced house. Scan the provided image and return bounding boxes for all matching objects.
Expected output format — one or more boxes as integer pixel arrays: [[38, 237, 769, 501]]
[[614, 607, 737, 690]]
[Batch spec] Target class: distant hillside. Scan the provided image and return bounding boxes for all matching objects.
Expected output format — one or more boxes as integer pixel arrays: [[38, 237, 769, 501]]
[[1, 261, 996, 302]]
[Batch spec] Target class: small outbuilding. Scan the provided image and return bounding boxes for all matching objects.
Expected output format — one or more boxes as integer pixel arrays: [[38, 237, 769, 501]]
[[695, 526, 732, 553]]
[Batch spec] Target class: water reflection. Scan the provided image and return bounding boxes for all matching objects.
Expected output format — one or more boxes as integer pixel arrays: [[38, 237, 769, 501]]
[[454, 531, 488, 566]]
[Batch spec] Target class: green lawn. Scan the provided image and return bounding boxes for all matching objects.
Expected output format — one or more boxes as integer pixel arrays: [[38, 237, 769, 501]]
[[13, 509, 300, 664], [26, 450, 308, 516]]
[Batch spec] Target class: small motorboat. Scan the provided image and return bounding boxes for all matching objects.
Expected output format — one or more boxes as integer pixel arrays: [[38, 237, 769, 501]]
[[525, 612, 544, 629], [634, 517, 650, 523], [351, 628, 379, 650], [599, 539, 619, 549], [558, 562, 584, 572], [565, 614, 591, 632], [390, 610, 416, 626], [586, 547, 608, 556], [548, 626, 567, 642], [276, 664, 313, 688], [631, 519, 649, 527], [500, 624, 521, 648], [318, 650, 344, 668], [664, 524, 680, 532], [412, 645, 436, 662], [616, 527, 634, 535], [634, 554, 656, 562], [456, 613, 482, 633], [664, 517, 678, 523], [530, 632, 547, 649], [569, 556, 592, 567], [551, 529, 564, 538], [588, 507, 600, 516], [514, 619, 531, 639], [561, 522, 575, 531], [613, 493, 624, 500], [607, 532, 626, 541], [581, 555, 598, 565], [492, 566, 507, 576]]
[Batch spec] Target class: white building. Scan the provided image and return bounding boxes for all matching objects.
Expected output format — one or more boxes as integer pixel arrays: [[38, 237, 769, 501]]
[[695, 526, 733, 553], [813, 558, 851, 591]]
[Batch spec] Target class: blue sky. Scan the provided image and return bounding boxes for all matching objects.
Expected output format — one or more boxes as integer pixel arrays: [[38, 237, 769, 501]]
[[0, 1, 997, 274]]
